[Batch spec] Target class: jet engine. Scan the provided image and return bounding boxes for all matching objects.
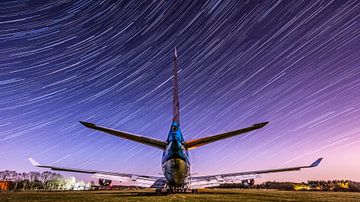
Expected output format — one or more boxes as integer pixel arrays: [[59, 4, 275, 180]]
[[99, 178, 112, 186], [241, 179, 255, 187]]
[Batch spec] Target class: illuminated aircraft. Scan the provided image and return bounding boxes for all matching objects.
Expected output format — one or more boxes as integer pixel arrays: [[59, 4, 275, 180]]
[[29, 49, 322, 193]]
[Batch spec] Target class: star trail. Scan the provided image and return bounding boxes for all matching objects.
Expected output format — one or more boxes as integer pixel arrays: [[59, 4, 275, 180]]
[[0, 0, 360, 182]]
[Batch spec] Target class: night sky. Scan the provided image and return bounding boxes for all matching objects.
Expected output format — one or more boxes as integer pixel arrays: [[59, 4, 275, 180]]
[[1, 1, 360, 183]]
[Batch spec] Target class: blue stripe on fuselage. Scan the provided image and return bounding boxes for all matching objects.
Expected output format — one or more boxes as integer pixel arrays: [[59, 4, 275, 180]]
[[162, 121, 190, 164], [167, 121, 183, 142]]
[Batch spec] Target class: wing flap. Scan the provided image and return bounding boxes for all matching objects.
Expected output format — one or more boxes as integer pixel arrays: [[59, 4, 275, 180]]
[[28, 157, 164, 188], [191, 158, 323, 188], [184, 122, 269, 150], [80, 121, 167, 150]]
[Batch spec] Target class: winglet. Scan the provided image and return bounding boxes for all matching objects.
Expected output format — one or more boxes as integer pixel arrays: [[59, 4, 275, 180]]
[[28, 157, 40, 167], [309, 157, 323, 167], [174, 47, 178, 58]]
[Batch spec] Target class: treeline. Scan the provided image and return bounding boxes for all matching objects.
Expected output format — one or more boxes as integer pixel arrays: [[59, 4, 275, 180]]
[[261, 181, 360, 192], [217, 180, 360, 192], [0, 170, 89, 191]]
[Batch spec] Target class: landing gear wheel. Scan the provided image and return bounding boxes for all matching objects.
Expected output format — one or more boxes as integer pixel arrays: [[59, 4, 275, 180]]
[[191, 189, 198, 194]]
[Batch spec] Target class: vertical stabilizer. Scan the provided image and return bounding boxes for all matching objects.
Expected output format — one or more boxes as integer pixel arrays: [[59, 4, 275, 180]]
[[173, 48, 180, 125]]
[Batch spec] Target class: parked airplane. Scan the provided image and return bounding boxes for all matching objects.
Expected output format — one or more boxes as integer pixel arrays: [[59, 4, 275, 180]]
[[29, 48, 322, 193]]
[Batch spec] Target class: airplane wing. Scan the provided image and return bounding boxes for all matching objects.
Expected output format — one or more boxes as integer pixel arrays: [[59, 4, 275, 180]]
[[190, 158, 323, 189], [28, 157, 166, 188], [184, 122, 269, 150], [79, 121, 167, 150]]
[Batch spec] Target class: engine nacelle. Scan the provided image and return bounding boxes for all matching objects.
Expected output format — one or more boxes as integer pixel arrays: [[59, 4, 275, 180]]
[[241, 179, 255, 187], [99, 178, 112, 186]]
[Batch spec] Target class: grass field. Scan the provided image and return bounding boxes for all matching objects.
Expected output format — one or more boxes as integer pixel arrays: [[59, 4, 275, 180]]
[[1, 189, 360, 202]]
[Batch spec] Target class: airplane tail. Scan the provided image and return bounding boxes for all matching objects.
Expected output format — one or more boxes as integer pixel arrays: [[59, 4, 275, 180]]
[[173, 48, 180, 125]]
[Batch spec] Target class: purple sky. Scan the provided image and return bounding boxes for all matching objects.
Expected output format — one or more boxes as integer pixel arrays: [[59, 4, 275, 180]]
[[1, 1, 360, 183]]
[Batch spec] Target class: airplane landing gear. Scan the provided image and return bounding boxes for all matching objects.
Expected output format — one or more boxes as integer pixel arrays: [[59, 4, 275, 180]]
[[161, 183, 195, 194]]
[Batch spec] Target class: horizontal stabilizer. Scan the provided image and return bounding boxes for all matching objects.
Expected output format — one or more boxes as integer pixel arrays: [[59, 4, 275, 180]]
[[184, 122, 269, 150], [79, 121, 167, 150]]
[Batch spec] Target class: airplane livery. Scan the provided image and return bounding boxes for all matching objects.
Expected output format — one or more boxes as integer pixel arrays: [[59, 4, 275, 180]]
[[29, 49, 322, 193]]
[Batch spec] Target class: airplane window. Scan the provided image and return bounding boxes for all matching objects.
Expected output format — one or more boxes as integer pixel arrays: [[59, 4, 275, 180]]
[[172, 126, 177, 132]]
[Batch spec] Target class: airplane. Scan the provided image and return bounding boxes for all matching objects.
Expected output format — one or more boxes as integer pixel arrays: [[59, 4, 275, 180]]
[[29, 48, 323, 193]]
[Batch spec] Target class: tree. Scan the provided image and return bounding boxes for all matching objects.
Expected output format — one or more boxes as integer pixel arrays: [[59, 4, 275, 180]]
[[0, 170, 18, 181]]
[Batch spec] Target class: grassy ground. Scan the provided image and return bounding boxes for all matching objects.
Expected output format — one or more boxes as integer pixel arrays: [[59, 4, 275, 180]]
[[1, 189, 360, 202]]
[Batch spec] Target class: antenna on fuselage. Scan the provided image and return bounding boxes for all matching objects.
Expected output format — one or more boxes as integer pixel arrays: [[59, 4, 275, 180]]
[[173, 47, 180, 125]]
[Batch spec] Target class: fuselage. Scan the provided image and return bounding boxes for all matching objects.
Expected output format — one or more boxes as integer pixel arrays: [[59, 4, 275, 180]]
[[162, 121, 190, 187]]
